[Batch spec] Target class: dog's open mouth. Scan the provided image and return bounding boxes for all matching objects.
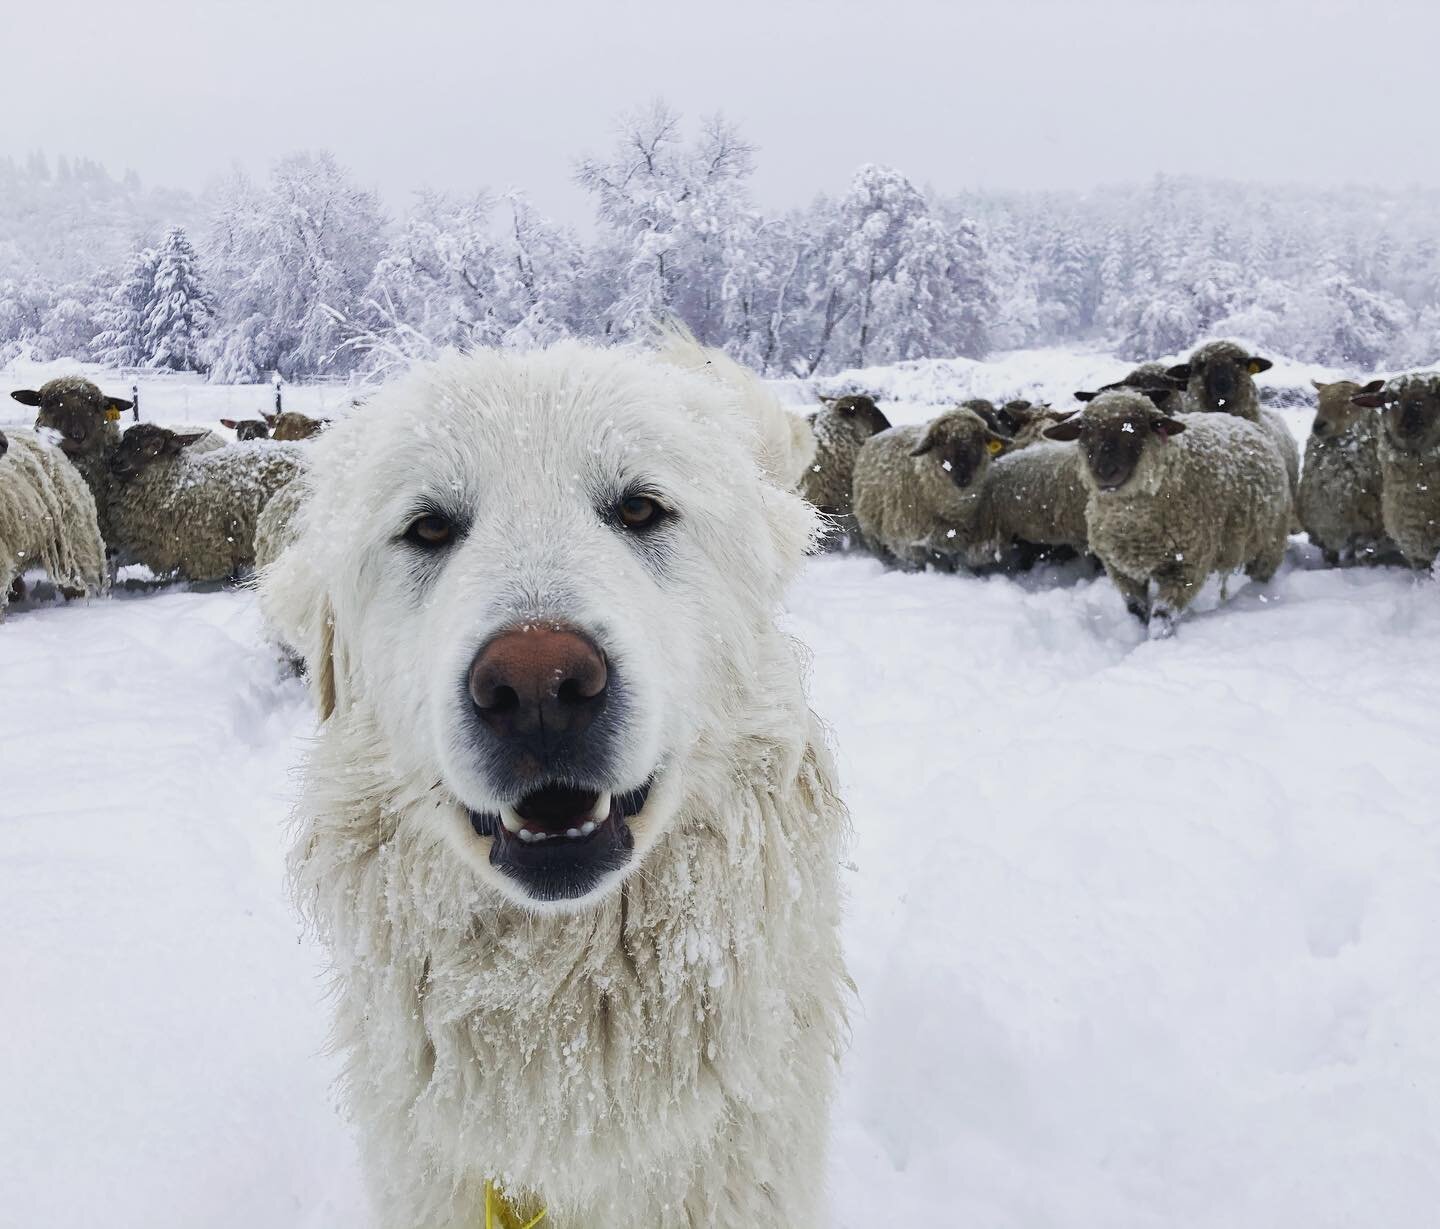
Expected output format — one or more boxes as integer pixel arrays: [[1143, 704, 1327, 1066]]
[[468, 778, 653, 901]]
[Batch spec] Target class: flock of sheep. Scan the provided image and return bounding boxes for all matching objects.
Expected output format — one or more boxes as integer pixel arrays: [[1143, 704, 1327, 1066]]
[[1, 339, 1438, 638], [0, 377, 327, 617], [802, 340, 1440, 635]]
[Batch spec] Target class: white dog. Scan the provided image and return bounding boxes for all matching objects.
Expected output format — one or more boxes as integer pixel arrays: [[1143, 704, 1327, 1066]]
[[263, 336, 848, 1228]]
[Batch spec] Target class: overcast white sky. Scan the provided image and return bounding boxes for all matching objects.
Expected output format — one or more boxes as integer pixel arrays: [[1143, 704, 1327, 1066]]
[[4, 0, 1435, 224]]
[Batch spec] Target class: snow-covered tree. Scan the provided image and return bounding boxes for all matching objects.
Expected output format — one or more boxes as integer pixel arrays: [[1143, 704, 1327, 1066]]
[[93, 245, 158, 367], [143, 227, 211, 371]]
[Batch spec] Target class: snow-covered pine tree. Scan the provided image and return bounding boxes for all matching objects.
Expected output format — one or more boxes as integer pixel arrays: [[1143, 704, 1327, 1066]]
[[143, 227, 212, 371], [93, 245, 158, 368]]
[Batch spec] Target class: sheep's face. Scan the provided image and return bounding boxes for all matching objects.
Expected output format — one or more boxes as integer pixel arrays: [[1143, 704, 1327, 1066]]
[[12, 378, 131, 458], [109, 424, 207, 482], [268, 411, 327, 441], [0, 429, 8, 461], [1045, 392, 1187, 492], [822, 394, 892, 439], [1311, 380, 1383, 440], [221, 418, 270, 441], [1356, 377, 1440, 453], [267, 344, 813, 913], [1168, 341, 1272, 414], [912, 408, 1007, 491]]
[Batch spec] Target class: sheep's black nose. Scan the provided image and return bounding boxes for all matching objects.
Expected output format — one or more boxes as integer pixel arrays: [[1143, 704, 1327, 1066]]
[[468, 626, 608, 742]]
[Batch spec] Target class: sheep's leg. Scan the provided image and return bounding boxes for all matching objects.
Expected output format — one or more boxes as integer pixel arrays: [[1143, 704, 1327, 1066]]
[[1107, 567, 1151, 625], [1150, 563, 1203, 639], [1246, 538, 1286, 585], [7, 576, 25, 605]]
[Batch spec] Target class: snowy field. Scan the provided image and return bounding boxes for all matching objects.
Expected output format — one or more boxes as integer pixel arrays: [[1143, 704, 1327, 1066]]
[[4, 352, 1440, 1227]]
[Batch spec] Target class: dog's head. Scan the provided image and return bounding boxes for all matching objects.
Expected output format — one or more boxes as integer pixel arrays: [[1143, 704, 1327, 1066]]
[[265, 342, 816, 912]]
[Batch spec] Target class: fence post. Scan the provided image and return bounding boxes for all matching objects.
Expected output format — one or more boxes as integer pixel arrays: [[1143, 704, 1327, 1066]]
[[131, 383, 140, 422]]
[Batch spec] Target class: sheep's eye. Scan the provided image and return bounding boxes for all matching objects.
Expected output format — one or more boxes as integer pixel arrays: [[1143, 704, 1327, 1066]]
[[618, 495, 665, 531], [404, 513, 453, 549]]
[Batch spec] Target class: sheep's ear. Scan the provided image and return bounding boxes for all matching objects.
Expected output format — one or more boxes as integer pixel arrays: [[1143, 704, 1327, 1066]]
[[1154, 416, 1187, 439], [264, 413, 279, 426], [1351, 392, 1387, 409], [220, 418, 239, 429], [174, 432, 207, 447], [1141, 388, 1178, 410], [1311, 379, 1328, 392], [910, 439, 935, 457], [1044, 418, 1084, 442], [1360, 379, 1386, 394], [106, 396, 133, 412], [10, 389, 40, 406], [1166, 364, 1192, 383], [1247, 356, 1273, 375], [1073, 390, 1097, 402]]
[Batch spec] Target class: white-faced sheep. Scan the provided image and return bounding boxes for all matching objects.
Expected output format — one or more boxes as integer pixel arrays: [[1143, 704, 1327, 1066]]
[[105, 424, 305, 583], [1297, 379, 1395, 565], [0, 427, 106, 617], [1165, 340, 1300, 515], [1353, 373, 1440, 570], [851, 406, 1009, 571], [1044, 390, 1291, 637], [799, 394, 892, 546]]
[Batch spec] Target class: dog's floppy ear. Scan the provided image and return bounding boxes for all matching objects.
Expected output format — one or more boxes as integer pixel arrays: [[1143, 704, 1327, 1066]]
[[257, 491, 345, 721]]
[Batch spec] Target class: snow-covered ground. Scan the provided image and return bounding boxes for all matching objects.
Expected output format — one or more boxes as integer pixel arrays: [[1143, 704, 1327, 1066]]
[[3, 551, 1438, 1227], [4, 350, 1440, 1227]]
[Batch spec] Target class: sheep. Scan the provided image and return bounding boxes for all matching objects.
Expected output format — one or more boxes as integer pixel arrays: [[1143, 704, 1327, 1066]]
[[1352, 373, 1440, 571], [0, 427, 107, 618], [995, 399, 1073, 449], [798, 393, 892, 546], [1073, 362, 1187, 404], [985, 432, 1091, 563], [1297, 379, 1395, 565], [253, 473, 309, 573], [267, 410, 329, 441], [11, 377, 132, 514], [1044, 390, 1290, 637], [1165, 340, 1301, 514], [104, 424, 305, 583], [851, 406, 1008, 571], [220, 417, 271, 441]]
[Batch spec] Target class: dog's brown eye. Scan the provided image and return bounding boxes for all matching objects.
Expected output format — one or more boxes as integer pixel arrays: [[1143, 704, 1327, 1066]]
[[618, 495, 663, 531], [405, 513, 453, 548]]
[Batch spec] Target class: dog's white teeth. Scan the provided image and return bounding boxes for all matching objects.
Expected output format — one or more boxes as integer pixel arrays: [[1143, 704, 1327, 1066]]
[[589, 791, 612, 823], [499, 805, 525, 836], [565, 828, 581, 839], [579, 820, 597, 836]]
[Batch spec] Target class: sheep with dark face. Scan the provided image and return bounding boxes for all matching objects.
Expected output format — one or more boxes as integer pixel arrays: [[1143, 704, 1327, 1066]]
[[1166, 341, 1300, 515], [1297, 379, 1395, 565], [1074, 363, 1187, 404], [1044, 390, 1290, 637], [220, 417, 271, 441], [995, 399, 1073, 449], [799, 393, 892, 547], [1352, 374, 1440, 570], [851, 406, 1008, 571], [103, 424, 306, 583], [12, 378, 131, 501]]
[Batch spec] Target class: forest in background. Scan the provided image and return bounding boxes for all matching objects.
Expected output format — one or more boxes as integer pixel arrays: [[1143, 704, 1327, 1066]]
[[3, 103, 1437, 382]]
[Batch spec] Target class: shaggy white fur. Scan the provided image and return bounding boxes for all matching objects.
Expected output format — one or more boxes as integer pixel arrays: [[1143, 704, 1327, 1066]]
[[262, 339, 849, 1228]]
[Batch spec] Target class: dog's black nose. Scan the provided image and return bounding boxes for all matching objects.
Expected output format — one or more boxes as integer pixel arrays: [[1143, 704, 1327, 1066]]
[[468, 626, 608, 742]]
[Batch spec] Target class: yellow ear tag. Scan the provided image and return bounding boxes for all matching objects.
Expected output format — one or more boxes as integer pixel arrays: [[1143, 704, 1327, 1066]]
[[105, 408, 123, 422], [987, 439, 1004, 455], [1247, 361, 1264, 375]]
